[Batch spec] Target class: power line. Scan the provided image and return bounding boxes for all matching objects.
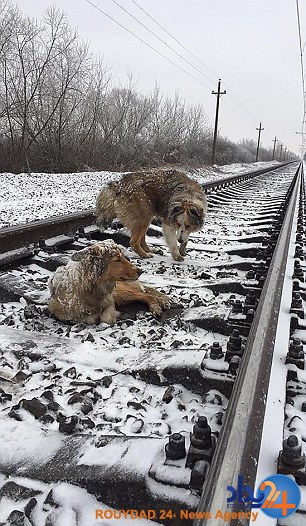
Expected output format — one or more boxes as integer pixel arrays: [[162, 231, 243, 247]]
[[112, 0, 216, 87], [84, 0, 259, 135], [130, 0, 259, 126], [130, 0, 219, 83], [84, 0, 212, 91]]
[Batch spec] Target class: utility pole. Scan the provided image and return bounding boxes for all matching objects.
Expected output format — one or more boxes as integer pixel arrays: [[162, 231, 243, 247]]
[[295, 131, 306, 159], [211, 79, 226, 165], [272, 137, 277, 160], [255, 122, 264, 162], [279, 143, 283, 161]]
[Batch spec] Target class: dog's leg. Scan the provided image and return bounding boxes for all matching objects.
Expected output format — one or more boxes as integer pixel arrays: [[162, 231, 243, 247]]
[[140, 286, 173, 314], [84, 313, 100, 325], [130, 222, 153, 258], [114, 283, 170, 315], [179, 240, 188, 257], [162, 222, 184, 261], [100, 304, 119, 325], [140, 235, 163, 255]]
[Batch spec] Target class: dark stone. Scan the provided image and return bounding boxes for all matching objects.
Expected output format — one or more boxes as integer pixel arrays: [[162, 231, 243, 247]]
[[0, 389, 12, 404], [81, 402, 93, 415], [84, 332, 95, 343], [67, 392, 83, 405], [63, 367, 77, 379], [80, 417, 95, 429], [7, 510, 25, 526], [44, 489, 59, 508], [0, 481, 41, 501], [12, 371, 30, 383], [47, 401, 61, 412], [24, 497, 37, 518], [8, 410, 23, 421], [101, 376, 112, 388], [162, 387, 175, 404], [127, 401, 146, 411], [58, 414, 78, 434], [20, 398, 47, 419], [39, 414, 55, 424]]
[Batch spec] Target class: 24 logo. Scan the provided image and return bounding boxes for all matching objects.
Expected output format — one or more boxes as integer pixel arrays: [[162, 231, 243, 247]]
[[227, 474, 301, 518]]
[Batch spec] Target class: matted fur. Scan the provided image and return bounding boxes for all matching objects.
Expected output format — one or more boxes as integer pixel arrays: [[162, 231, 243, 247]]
[[96, 169, 207, 261], [48, 240, 140, 325], [48, 240, 172, 324]]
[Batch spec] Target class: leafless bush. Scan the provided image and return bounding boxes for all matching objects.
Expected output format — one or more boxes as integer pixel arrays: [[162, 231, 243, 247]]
[[0, 1, 292, 173]]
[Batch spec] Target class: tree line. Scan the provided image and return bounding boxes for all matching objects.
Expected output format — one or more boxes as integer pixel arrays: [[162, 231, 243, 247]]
[[0, 1, 294, 173]]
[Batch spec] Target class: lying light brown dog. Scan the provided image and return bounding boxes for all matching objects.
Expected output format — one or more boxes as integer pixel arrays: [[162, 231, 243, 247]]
[[48, 240, 171, 325]]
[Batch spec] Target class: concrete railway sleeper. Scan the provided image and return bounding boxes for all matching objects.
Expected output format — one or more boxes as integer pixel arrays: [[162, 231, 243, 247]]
[[0, 161, 303, 525]]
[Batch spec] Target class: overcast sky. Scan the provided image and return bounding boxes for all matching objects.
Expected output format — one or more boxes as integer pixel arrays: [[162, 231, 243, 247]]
[[14, 0, 306, 156]]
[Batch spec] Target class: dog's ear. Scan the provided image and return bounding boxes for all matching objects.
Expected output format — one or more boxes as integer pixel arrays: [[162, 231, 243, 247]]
[[90, 242, 120, 278], [189, 206, 204, 225], [168, 203, 184, 222], [171, 204, 184, 215], [71, 247, 89, 261], [190, 206, 203, 219]]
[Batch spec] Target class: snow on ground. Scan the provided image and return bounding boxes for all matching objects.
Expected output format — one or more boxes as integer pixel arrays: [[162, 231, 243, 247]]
[[0, 474, 163, 526], [0, 161, 300, 524], [0, 161, 280, 228]]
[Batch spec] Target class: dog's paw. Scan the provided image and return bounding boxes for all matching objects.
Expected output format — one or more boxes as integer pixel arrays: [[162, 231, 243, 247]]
[[100, 308, 119, 325], [179, 242, 187, 257], [149, 302, 163, 316], [161, 298, 173, 310], [150, 246, 164, 256], [172, 253, 184, 262]]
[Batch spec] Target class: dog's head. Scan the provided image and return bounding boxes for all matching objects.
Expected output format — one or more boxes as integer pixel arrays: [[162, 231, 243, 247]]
[[71, 240, 141, 283], [168, 200, 206, 243]]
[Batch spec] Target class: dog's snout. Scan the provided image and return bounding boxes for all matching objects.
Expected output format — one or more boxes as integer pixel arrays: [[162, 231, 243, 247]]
[[137, 267, 143, 276]]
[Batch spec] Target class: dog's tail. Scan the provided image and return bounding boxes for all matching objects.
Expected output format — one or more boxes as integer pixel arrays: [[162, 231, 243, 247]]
[[96, 183, 117, 230]]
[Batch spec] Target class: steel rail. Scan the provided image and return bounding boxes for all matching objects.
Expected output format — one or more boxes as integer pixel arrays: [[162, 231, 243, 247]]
[[0, 162, 295, 255], [193, 162, 303, 526], [202, 160, 293, 192]]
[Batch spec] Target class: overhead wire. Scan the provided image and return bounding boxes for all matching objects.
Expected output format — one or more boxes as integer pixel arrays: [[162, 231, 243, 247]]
[[128, 0, 259, 130], [130, 0, 219, 82], [296, 0, 306, 156], [112, 0, 217, 86], [84, 0, 212, 91], [130, 0, 259, 126], [84, 0, 261, 136]]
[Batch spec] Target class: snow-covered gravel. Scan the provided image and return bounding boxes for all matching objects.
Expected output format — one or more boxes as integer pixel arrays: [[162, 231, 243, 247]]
[[0, 161, 280, 228], [1, 161, 303, 524]]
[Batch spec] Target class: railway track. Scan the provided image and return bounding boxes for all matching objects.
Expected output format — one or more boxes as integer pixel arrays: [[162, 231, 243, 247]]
[[0, 161, 305, 525]]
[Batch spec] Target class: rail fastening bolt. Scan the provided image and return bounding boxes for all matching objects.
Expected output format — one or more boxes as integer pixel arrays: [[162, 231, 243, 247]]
[[281, 435, 305, 468], [243, 293, 257, 314], [165, 433, 186, 460], [228, 355, 241, 375], [210, 342, 223, 360], [246, 309, 255, 323], [190, 416, 212, 449], [288, 338, 304, 359], [246, 270, 255, 280], [232, 299, 243, 314], [225, 329, 243, 361]]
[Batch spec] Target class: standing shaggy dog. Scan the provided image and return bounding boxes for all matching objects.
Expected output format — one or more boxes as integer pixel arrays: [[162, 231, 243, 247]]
[[48, 240, 172, 325], [96, 170, 207, 261]]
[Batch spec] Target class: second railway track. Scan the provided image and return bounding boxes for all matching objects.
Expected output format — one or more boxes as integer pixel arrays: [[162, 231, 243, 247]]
[[0, 161, 305, 525]]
